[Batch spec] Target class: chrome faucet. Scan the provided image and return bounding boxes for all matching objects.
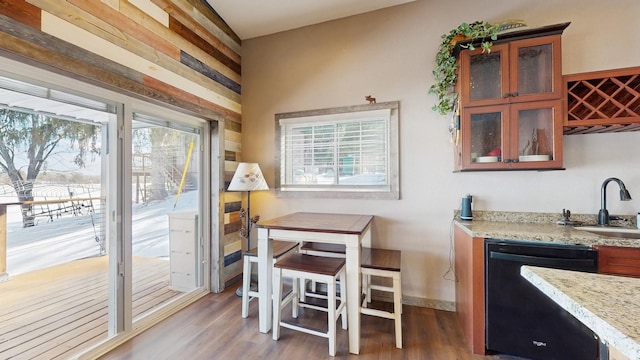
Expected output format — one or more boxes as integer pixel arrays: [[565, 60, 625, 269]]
[[598, 177, 632, 226]]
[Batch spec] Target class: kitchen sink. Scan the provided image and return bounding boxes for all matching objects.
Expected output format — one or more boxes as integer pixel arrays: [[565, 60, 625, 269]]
[[575, 226, 640, 239]]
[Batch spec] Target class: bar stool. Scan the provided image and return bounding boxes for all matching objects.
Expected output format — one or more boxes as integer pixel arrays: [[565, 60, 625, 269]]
[[241, 240, 299, 318], [360, 247, 403, 348], [272, 253, 347, 356], [299, 242, 346, 296]]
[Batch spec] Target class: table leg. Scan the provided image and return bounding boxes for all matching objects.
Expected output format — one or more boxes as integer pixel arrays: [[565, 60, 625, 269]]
[[257, 227, 272, 333], [345, 237, 361, 354]]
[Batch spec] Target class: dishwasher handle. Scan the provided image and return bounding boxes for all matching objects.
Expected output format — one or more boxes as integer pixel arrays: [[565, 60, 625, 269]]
[[490, 251, 597, 269]]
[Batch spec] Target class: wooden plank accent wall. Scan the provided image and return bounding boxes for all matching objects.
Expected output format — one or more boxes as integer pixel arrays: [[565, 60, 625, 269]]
[[0, 0, 40, 29], [184, 0, 241, 46], [127, 0, 168, 25], [223, 196, 243, 278], [0, 0, 241, 119], [0, 0, 245, 281], [168, 13, 240, 73]]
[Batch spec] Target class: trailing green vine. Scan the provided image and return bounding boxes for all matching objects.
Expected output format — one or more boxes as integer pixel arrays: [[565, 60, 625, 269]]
[[429, 20, 525, 116]]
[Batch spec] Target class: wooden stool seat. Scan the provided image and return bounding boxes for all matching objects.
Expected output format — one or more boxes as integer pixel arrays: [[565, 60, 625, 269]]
[[299, 242, 346, 296], [360, 247, 403, 348], [273, 254, 347, 356], [275, 253, 345, 275], [361, 247, 401, 271], [241, 240, 298, 318], [244, 240, 299, 258], [299, 242, 346, 257]]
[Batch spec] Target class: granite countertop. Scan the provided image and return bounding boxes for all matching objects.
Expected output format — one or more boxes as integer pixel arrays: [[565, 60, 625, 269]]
[[454, 211, 640, 248], [522, 266, 640, 360]]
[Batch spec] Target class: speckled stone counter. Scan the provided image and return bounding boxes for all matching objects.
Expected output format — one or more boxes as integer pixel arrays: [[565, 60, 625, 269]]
[[522, 266, 640, 360], [454, 211, 640, 248]]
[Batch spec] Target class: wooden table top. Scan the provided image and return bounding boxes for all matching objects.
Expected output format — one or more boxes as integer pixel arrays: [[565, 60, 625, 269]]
[[257, 212, 373, 234]]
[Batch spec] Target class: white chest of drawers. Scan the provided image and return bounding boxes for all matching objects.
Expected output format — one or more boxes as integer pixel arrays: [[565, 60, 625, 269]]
[[168, 209, 198, 292]]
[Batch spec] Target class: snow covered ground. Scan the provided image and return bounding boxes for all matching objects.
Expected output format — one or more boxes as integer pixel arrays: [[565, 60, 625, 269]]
[[5, 189, 198, 276]]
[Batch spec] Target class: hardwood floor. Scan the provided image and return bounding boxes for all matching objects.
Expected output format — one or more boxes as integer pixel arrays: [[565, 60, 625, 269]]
[[101, 288, 505, 360]]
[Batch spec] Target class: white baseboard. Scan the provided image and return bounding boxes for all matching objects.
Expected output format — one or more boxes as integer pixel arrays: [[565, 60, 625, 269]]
[[370, 291, 455, 312]]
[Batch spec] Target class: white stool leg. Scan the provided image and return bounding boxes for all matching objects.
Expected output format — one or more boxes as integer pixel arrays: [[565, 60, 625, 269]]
[[327, 277, 337, 357], [393, 272, 402, 348], [292, 274, 300, 318], [339, 269, 347, 330], [299, 278, 306, 302], [361, 272, 370, 308], [365, 273, 372, 304], [241, 255, 252, 318], [272, 267, 283, 340]]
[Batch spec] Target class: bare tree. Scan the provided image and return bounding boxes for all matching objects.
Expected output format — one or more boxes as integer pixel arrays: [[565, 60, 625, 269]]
[[133, 126, 194, 203], [0, 109, 98, 227], [148, 128, 169, 201]]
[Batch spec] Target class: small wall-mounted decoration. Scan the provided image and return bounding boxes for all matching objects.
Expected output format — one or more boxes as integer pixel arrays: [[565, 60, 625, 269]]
[[365, 95, 376, 104]]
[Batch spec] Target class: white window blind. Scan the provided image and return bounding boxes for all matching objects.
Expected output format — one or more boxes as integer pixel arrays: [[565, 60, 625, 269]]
[[276, 103, 399, 199]]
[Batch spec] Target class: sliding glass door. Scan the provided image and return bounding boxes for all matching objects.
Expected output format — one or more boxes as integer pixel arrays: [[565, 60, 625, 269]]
[[0, 57, 213, 358], [130, 113, 204, 321], [0, 74, 116, 358]]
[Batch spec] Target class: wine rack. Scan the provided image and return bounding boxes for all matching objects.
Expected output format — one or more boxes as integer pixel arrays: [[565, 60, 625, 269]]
[[564, 66, 640, 134]]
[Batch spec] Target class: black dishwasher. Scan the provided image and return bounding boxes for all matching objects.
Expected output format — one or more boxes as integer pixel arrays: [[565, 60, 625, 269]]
[[485, 239, 599, 360]]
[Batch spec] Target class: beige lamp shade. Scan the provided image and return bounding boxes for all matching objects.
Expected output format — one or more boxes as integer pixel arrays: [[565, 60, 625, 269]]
[[227, 162, 269, 192]]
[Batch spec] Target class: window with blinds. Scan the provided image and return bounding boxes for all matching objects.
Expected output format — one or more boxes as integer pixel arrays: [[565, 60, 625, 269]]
[[275, 102, 399, 199]]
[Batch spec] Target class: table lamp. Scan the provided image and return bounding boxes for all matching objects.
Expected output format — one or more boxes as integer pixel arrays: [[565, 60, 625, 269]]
[[227, 162, 269, 296]]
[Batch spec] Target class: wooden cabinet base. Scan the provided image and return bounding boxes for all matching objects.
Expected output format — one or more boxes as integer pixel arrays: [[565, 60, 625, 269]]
[[453, 224, 486, 354], [595, 245, 640, 277]]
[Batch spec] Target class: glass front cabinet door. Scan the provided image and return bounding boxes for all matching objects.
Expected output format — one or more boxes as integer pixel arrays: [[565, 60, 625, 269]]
[[454, 29, 565, 171], [460, 43, 510, 108], [458, 100, 562, 170], [460, 35, 562, 107]]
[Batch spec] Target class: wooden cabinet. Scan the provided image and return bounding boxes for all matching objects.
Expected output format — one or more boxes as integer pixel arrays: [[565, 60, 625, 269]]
[[459, 100, 563, 170], [595, 245, 640, 277], [460, 36, 562, 107], [453, 224, 486, 355], [168, 209, 199, 292], [454, 24, 568, 171]]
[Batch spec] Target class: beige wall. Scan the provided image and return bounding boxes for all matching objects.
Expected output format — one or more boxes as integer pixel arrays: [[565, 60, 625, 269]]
[[241, 0, 640, 305]]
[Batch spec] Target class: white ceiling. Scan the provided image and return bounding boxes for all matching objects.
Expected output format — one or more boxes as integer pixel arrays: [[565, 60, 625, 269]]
[[208, 0, 415, 40]]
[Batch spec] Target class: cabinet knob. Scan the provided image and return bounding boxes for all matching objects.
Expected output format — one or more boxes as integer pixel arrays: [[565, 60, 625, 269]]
[[512, 158, 520, 163], [504, 158, 512, 163], [512, 91, 519, 97], [503, 93, 511, 98]]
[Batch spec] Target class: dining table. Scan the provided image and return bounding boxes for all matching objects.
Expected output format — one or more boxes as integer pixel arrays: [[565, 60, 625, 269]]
[[256, 212, 374, 355]]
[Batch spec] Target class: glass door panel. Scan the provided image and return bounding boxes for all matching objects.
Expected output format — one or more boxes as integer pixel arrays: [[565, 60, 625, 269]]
[[0, 78, 115, 358], [461, 43, 509, 107], [517, 43, 553, 96], [469, 51, 503, 101], [130, 115, 202, 321], [510, 100, 563, 169], [516, 107, 554, 162], [469, 111, 503, 164]]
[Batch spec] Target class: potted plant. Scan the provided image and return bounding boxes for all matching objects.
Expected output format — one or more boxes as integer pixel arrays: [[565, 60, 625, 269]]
[[429, 20, 525, 116]]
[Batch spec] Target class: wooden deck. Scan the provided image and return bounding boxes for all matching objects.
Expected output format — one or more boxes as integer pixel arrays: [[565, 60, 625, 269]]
[[0, 256, 181, 359]]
